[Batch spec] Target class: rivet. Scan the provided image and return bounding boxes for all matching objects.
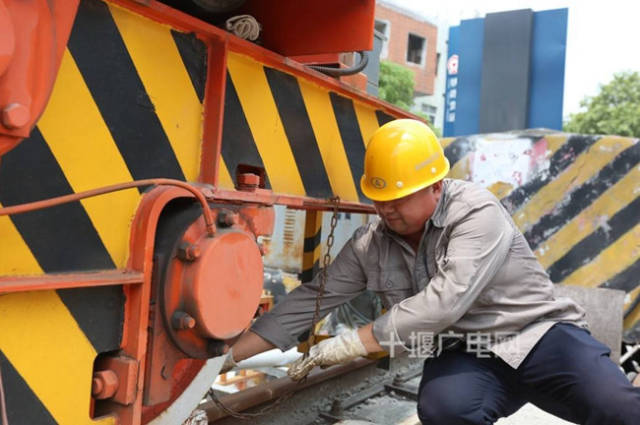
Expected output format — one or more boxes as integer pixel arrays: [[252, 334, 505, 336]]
[[2, 103, 29, 129], [396, 181, 403, 188], [431, 167, 437, 174]]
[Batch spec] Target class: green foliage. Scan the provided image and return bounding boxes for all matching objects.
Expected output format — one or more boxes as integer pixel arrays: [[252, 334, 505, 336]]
[[378, 61, 414, 110], [378, 61, 442, 136], [564, 71, 640, 138]]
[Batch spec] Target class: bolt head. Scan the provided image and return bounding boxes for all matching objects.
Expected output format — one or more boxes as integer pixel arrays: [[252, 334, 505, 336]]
[[177, 242, 200, 262], [2, 103, 29, 129]]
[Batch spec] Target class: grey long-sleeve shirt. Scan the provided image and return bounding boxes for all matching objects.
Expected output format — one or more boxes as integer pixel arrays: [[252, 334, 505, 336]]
[[251, 179, 587, 368]]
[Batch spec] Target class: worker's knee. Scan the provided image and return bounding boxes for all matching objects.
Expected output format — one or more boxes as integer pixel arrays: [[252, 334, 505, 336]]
[[417, 390, 484, 425]]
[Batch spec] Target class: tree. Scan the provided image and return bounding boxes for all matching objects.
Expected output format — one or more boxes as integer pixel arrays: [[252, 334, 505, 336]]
[[378, 61, 414, 110], [378, 61, 441, 136], [564, 71, 640, 138]]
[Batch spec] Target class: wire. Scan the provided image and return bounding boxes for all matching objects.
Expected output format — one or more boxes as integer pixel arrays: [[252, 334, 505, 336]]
[[0, 358, 8, 425], [308, 51, 369, 77], [0, 178, 216, 237]]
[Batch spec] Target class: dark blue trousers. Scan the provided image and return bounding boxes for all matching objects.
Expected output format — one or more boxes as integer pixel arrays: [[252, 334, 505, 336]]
[[417, 323, 640, 424]]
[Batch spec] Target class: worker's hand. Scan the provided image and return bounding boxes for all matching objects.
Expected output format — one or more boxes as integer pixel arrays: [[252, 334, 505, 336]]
[[219, 349, 237, 374], [287, 329, 368, 381]]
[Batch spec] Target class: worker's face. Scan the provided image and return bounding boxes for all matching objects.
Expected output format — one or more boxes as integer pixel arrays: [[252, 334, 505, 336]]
[[373, 181, 443, 236]]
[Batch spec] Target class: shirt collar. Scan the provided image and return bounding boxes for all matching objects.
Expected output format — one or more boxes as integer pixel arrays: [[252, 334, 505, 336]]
[[429, 179, 448, 228]]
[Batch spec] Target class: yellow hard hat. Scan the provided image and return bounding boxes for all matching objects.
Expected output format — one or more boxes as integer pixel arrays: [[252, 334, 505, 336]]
[[360, 119, 449, 202]]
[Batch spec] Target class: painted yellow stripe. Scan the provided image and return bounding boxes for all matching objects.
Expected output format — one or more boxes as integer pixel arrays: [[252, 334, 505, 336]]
[[440, 137, 456, 149], [561, 222, 640, 288], [0, 207, 43, 275], [353, 102, 379, 147], [110, 4, 203, 182], [535, 166, 640, 268], [544, 134, 570, 157], [226, 53, 305, 195], [37, 51, 139, 268], [447, 153, 471, 180], [302, 244, 323, 269], [512, 137, 633, 231], [298, 80, 359, 201], [624, 286, 640, 331], [0, 291, 114, 424], [218, 159, 235, 189]]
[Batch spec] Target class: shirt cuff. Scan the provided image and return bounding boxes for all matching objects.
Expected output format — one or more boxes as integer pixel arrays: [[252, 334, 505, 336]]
[[250, 312, 298, 351]]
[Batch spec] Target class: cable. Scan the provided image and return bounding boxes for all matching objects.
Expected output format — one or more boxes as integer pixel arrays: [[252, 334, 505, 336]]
[[308, 51, 369, 77], [0, 178, 216, 237], [0, 358, 8, 425]]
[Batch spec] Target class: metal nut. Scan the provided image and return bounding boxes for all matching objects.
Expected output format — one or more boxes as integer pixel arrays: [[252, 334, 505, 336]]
[[177, 242, 200, 262], [2, 103, 29, 129], [217, 210, 239, 227], [92, 370, 119, 399], [172, 311, 196, 330]]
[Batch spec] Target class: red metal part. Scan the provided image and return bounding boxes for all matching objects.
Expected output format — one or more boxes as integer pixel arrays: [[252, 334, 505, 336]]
[[239, 0, 375, 56], [94, 356, 139, 406], [162, 210, 265, 356], [0, 0, 80, 155], [92, 370, 119, 400], [0, 270, 142, 294]]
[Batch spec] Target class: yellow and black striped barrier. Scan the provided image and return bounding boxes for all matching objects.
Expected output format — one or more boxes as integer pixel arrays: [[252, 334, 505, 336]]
[[442, 132, 640, 341]]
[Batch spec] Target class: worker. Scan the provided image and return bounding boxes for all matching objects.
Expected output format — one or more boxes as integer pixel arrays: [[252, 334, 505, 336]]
[[226, 119, 640, 424]]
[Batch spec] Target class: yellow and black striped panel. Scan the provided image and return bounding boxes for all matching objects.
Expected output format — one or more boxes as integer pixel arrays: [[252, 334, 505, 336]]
[[300, 211, 324, 283], [221, 51, 397, 201], [444, 132, 640, 341]]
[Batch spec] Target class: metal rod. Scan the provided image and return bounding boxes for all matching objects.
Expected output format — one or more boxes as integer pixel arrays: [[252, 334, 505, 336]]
[[204, 357, 375, 422], [0, 179, 217, 237]]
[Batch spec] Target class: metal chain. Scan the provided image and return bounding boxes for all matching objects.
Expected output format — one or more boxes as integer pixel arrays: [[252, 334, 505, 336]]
[[305, 196, 340, 359], [206, 196, 341, 420]]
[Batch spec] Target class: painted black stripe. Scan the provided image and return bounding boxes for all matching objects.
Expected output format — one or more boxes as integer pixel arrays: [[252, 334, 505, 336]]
[[0, 128, 115, 272], [330, 92, 367, 202], [501, 134, 599, 213], [547, 196, 640, 283], [443, 137, 474, 168], [300, 260, 320, 283], [57, 286, 124, 353], [68, 0, 185, 185], [375, 110, 395, 126], [221, 73, 271, 188], [601, 258, 640, 293], [525, 142, 640, 250], [0, 129, 124, 353], [264, 67, 333, 198], [0, 351, 56, 425], [303, 228, 322, 252], [171, 30, 207, 103]]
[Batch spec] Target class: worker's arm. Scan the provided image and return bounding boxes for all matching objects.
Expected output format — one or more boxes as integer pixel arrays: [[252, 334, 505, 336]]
[[373, 201, 514, 352], [227, 228, 370, 364]]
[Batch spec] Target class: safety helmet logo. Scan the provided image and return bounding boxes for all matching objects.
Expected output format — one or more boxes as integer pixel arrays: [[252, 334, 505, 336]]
[[370, 177, 386, 189]]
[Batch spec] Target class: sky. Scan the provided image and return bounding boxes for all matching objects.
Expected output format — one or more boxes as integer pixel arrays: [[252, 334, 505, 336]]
[[386, 0, 640, 117]]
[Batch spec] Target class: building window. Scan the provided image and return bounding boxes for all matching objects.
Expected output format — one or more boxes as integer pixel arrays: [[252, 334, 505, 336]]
[[374, 19, 390, 59], [406, 33, 426, 66]]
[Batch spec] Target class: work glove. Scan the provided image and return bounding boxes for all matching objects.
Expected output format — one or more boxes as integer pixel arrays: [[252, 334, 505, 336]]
[[219, 349, 237, 374], [287, 329, 368, 381]]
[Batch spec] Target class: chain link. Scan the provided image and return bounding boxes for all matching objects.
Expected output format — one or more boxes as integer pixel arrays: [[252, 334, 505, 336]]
[[207, 197, 341, 420], [305, 196, 340, 359]]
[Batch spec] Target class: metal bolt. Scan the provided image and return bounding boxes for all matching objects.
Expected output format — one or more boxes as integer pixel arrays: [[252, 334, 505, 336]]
[[2, 103, 29, 129], [171, 311, 196, 330], [237, 173, 260, 191], [177, 242, 200, 262], [92, 370, 119, 399], [217, 210, 239, 227]]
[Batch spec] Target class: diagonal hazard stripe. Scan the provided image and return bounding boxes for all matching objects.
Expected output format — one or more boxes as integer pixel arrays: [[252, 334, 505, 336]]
[[375, 110, 394, 126], [443, 137, 474, 169], [549, 196, 640, 284], [513, 136, 633, 233], [68, 0, 185, 183], [221, 74, 270, 188], [330, 93, 367, 202], [527, 141, 640, 254], [109, 3, 203, 182], [264, 67, 332, 198], [501, 134, 599, 213], [0, 129, 115, 273], [298, 80, 359, 201], [0, 208, 43, 276], [171, 30, 207, 103], [353, 102, 380, 147], [37, 50, 140, 268], [0, 291, 114, 425], [602, 258, 640, 293], [535, 165, 640, 269], [227, 53, 305, 195], [0, 350, 56, 425]]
